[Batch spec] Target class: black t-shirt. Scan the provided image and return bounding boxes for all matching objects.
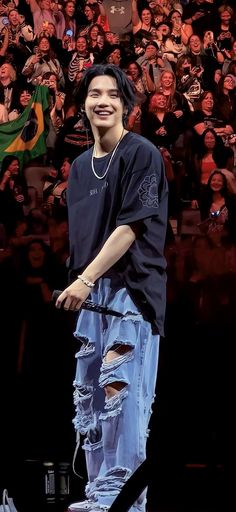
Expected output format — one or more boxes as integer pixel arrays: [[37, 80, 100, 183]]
[[192, 109, 226, 130], [67, 131, 168, 335]]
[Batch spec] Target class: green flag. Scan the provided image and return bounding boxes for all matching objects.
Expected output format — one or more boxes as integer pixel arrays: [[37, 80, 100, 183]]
[[0, 85, 49, 169]]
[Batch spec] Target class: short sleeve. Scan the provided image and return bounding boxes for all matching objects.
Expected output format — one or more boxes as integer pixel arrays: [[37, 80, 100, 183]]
[[116, 147, 167, 226]]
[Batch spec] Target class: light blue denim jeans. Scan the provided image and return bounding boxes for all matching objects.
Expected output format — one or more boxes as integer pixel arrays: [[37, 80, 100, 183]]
[[73, 274, 160, 511]]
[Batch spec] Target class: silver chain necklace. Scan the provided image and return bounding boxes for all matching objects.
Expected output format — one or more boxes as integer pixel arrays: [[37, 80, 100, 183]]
[[91, 129, 125, 180]]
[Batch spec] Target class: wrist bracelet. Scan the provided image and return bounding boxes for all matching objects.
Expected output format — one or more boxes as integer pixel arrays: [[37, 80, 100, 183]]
[[77, 274, 95, 288]]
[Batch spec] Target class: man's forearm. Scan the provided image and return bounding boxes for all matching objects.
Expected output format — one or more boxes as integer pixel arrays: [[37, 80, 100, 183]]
[[83, 224, 136, 283]]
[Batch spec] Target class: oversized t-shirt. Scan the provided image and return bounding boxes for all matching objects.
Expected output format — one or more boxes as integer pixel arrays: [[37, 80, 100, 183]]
[[67, 131, 168, 335]]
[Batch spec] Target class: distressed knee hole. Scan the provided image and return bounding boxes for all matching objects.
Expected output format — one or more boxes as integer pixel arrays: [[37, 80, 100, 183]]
[[104, 343, 132, 363], [104, 380, 127, 399], [103, 345, 132, 398]]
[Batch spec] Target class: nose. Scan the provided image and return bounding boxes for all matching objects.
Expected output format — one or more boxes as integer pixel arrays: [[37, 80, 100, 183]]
[[97, 94, 110, 106]]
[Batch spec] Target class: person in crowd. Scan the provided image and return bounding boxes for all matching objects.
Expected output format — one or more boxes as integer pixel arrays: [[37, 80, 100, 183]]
[[131, 0, 156, 47], [202, 29, 224, 64], [144, 90, 181, 152], [27, 0, 65, 39], [42, 71, 65, 130], [190, 128, 225, 207], [137, 40, 172, 85], [78, 0, 109, 37], [168, 8, 192, 46], [0, 155, 28, 236], [159, 69, 190, 126], [198, 170, 236, 245], [8, 83, 33, 120], [0, 62, 19, 112], [182, 0, 218, 38], [215, 74, 236, 133], [215, 4, 235, 53], [213, 145, 236, 196], [42, 155, 71, 215], [0, 7, 34, 70], [22, 35, 64, 87], [192, 90, 234, 139], [127, 60, 155, 95], [176, 53, 203, 110], [105, 44, 123, 66], [68, 35, 93, 83], [143, 89, 181, 212], [63, 0, 76, 37], [161, 9, 190, 64], [222, 40, 236, 75], [55, 63, 168, 512], [54, 100, 94, 166], [186, 33, 221, 91], [87, 23, 103, 52]]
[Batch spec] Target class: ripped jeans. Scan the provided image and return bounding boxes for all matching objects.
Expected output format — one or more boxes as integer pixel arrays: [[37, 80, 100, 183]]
[[73, 274, 160, 511]]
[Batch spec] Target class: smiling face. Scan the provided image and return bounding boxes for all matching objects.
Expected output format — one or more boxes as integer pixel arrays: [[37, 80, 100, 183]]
[[223, 75, 235, 91], [20, 90, 32, 107], [85, 75, 124, 132], [97, 34, 104, 49], [220, 9, 231, 23], [28, 242, 46, 268], [8, 9, 19, 26], [8, 159, 20, 175], [204, 130, 216, 150], [48, 74, 57, 88], [107, 48, 121, 65], [65, 1, 75, 17], [128, 63, 140, 81], [149, 93, 167, 112], [201, 92, 214, 111], [189, 35, 201, 53], [161, 71, 174, 89], [90, 26, 99, 40], [39, 37, 50, 52], [141, 9, 152, 25], [209, 172, 224, 192], [84, 5, 94, 21], [76, 36, 87, 53]]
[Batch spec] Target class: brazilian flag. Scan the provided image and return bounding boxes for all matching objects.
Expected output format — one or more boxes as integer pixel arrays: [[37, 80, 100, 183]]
[[0, 85, 49, 169]]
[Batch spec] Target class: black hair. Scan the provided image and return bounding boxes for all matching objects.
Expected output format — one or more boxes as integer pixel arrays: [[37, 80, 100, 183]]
[[74, 64, 136, 126], [127, 60, 143, 79], [0, 155, 20, 178], [196, 128, 224, 159], [206, 170, 228, 198]]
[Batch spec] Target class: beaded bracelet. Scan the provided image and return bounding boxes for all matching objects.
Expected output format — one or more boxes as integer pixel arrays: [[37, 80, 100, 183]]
[[77, 274, 95, 288]]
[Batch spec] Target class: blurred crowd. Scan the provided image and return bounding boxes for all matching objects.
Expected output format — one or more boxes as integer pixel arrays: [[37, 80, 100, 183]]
[[0, 0, 236, 252]]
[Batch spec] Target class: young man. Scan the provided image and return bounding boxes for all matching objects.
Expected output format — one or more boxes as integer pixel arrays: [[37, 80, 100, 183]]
[[56, 64, 168, 512]]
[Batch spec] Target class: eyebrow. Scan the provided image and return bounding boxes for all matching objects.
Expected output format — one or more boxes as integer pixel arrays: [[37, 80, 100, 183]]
[[88, 88, 119, 94]]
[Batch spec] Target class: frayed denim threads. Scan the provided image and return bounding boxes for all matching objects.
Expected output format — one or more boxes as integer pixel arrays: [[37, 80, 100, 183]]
[[72, 275, 160, 511]]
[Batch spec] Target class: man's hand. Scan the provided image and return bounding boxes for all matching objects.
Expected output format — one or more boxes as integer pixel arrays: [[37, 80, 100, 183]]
[[55, 278, 91, 311]]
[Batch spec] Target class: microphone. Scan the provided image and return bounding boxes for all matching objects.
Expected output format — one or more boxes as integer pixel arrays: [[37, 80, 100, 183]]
[[51, 290, 123, 317]]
